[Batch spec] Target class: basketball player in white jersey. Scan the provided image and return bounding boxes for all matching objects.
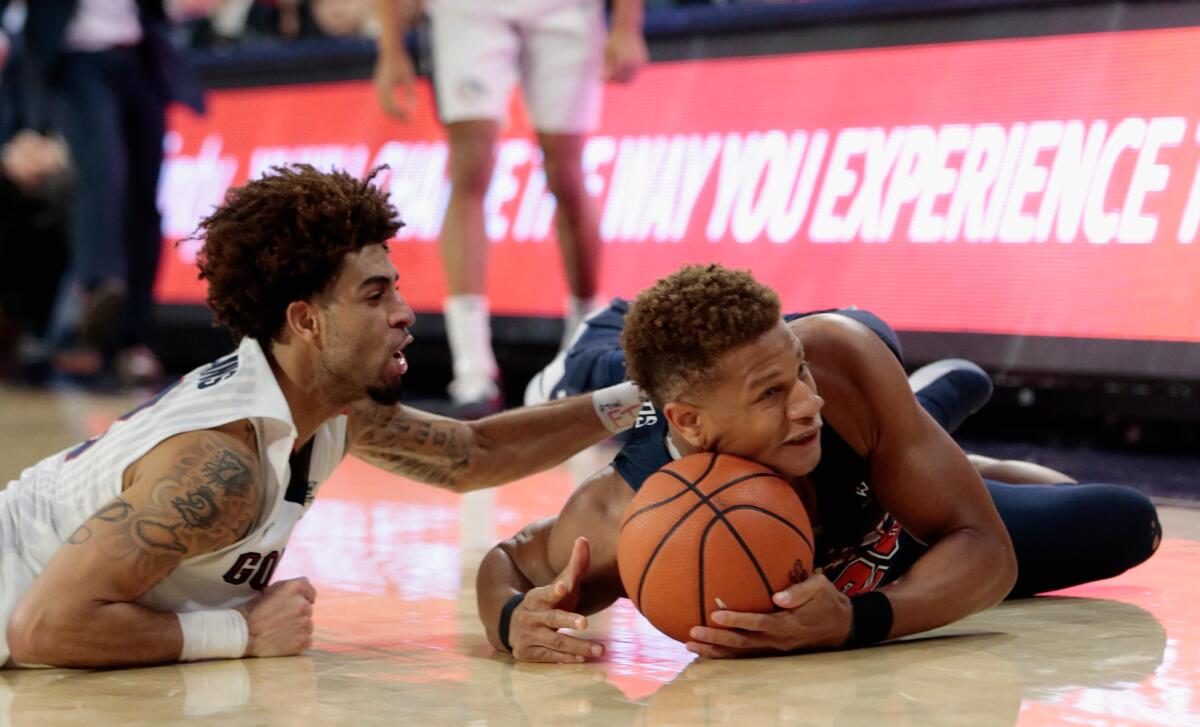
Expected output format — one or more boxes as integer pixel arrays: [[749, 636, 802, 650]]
[[0, 165, 646, 668]]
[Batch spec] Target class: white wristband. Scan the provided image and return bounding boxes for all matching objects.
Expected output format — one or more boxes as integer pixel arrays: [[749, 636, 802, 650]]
[[177, 609, 250, 662], [592, 381, 646, 434]]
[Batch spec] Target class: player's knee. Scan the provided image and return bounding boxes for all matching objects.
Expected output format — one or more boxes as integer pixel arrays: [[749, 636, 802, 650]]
[[1125, 489, 1162, 566], [448, 157, 494, 196], [541, 156, 585, 201], [1102, 486, 1161, 571]]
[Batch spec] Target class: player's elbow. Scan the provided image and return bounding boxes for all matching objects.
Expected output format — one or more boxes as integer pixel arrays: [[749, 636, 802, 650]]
[[6, 597, 60, 666], [987, 528, 1019, 604]]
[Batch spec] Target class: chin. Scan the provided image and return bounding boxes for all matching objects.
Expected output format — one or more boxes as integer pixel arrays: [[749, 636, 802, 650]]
[[367, 380, 404, 406], [774, 446, 821, 478]]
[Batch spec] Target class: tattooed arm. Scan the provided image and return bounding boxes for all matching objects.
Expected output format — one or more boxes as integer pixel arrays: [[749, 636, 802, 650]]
[[5, 422, 265, 668], [347, 394, 615, 493]]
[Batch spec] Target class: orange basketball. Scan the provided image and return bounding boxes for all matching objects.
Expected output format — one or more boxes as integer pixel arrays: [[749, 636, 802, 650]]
[[617, 453, 815, 644]]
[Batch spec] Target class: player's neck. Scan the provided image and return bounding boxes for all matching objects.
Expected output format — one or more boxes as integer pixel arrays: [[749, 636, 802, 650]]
[[265, 342, 343, 450]]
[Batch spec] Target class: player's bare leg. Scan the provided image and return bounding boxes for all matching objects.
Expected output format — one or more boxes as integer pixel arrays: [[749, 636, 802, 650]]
[[538, 131, 602, 349], [442, 120, 502, 410]]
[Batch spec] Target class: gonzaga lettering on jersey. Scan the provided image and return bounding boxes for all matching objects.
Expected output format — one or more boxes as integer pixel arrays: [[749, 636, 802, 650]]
[[0, 338, 348, 665]]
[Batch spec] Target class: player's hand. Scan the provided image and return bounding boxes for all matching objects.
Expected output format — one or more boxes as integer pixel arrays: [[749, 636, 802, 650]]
[[237, 577, 317, 658], [603, 27, 647, 84], [2, 130, 68, 195], [509, 537, 606, 663], [685, 573, 852, 658], [374, 48, 418, 121]]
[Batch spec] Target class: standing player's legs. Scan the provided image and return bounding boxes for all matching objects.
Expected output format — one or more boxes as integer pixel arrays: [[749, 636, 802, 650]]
[[521, 0, 606, 348], [116, 50, 169, 384], [442, 120, 502, 407], [428, 4, 520, 409], [47, 51, 129, 373], [537, 132, 601, 346]]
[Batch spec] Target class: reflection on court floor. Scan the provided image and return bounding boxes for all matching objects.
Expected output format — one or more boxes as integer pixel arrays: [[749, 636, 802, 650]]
[[1, 385, 1197, 725]]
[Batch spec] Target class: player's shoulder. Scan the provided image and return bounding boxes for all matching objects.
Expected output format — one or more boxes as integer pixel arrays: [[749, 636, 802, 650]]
[[795, 313, 899, 380], [126, 420, 263, 498], [793, 312, 882, 350]]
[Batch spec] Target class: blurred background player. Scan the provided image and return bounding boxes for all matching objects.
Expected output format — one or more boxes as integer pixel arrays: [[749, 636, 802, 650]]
[[0, 0, 206, 387], [0, 3, 70, 380], [372, 0, 648, 416]]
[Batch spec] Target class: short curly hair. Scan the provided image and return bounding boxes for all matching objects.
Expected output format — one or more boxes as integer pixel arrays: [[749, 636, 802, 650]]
[[621, 264, 782, 407], [194, 164, 403, 342]]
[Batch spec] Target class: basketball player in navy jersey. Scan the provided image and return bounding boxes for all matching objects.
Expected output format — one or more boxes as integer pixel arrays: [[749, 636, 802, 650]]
[[0, 165, 647, 668], [477, 264, 1161, 662]]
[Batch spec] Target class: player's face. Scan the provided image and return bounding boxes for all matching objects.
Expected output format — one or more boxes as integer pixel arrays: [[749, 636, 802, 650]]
[[318, 244, 415, 405], [686, 321, 824, 478]]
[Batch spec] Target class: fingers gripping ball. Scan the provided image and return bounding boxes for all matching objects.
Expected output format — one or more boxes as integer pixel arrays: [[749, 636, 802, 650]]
[[617, 453, 814, 644]]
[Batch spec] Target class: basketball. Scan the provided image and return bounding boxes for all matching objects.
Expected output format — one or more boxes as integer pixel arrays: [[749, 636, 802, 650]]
[[617, 452, 815, 644]]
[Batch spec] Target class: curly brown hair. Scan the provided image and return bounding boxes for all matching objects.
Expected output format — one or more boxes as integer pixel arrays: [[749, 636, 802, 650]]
[[194, 165, 403, 342], [621, 264, 781, 406]]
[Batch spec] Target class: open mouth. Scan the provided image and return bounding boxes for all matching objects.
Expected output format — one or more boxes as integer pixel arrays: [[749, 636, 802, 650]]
[[391, 350, 409, 375], [390, 334, 413, 375], [785, 428, 820, 447]]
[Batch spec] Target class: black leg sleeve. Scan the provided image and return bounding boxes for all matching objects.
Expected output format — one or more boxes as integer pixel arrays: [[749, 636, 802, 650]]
[[986, 480, 1162, 598]]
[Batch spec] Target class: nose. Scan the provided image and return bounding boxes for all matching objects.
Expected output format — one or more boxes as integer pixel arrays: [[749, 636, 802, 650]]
[[786, 381, 823, 422], [390, 294, 416, 329]]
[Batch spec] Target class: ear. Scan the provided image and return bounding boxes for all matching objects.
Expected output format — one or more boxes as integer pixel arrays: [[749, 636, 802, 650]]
[[284, 300, 322, 348], [663, 400, 708, 450]]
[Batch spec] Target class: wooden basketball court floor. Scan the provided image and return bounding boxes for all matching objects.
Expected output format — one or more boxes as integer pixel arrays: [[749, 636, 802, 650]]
[[1, 383, 1198, 726]]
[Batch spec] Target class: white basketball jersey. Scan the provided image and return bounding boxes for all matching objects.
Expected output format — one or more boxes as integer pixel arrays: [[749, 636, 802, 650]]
[[0, 338, 347, 663]]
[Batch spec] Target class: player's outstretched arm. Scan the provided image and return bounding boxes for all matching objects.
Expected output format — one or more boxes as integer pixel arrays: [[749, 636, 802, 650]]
[[6, 424, 311, 667], [477, 468, 631, 662], [347, 384, 643, 492]]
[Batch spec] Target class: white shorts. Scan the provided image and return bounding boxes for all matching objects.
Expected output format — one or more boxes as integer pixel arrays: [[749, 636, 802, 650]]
[[427, 0, 605, 134]]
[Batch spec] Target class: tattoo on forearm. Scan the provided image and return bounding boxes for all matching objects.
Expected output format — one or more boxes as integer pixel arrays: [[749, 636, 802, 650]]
[[352, 404, 472, 486], [67, 436, 262, 582]]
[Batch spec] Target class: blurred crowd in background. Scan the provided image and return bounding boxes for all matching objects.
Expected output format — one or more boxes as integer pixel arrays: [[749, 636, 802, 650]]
[[179, 0, 772, 49]]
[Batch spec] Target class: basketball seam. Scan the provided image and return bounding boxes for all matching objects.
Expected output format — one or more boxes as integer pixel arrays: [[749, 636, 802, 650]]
[[632, 453, 774, 622], [632, 471, 780, 608], [719, 504, 815, 555], [618, 488, 692, 533], [621, 468, 774, 533], [699, 508, 775, 620]]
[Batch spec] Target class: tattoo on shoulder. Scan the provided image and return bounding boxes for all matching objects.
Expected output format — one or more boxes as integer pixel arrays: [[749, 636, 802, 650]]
[[95, 499, 132, 522], [67, 440, 262, 581], [203, 450, 254, 495], [171, 486, 219, 529]]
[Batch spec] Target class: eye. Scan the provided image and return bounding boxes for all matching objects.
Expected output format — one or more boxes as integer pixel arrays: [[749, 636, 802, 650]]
[[797, 361, 810, 378], [760, 385, 783, 401]]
